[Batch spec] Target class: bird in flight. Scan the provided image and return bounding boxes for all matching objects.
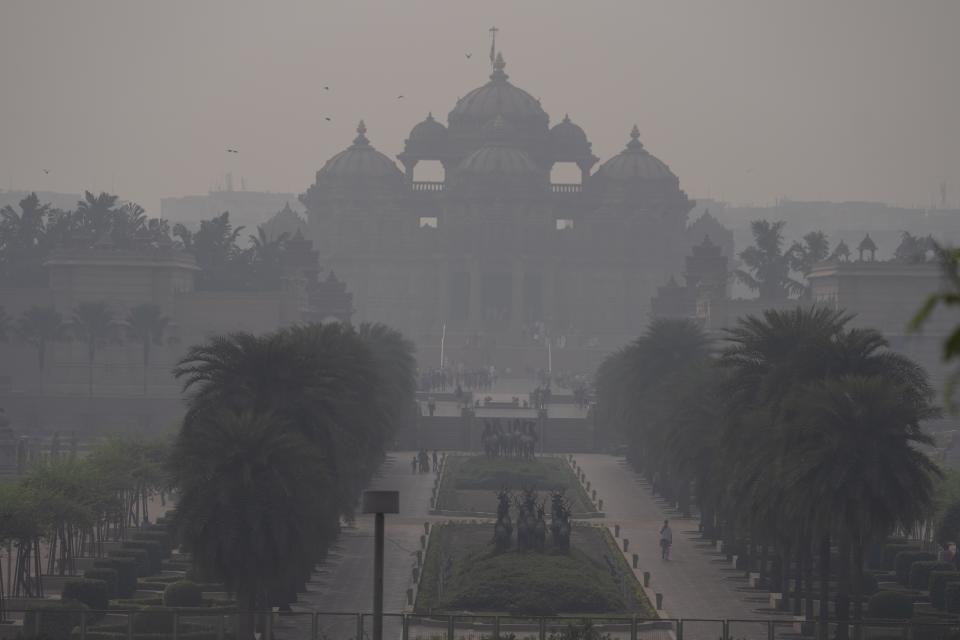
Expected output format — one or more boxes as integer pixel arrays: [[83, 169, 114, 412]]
[[43, 169, 50, 174], [465, 53, 472, 59], [323, 86, 330, 91], [325, 117, 332, 122], [226, 149, 238, 154], [397, 95, 404, 99]]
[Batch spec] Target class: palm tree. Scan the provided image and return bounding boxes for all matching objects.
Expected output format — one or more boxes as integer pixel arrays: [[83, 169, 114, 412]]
[[17, 306, 68, 397], [71, 301, 119, 397], [734, 220, 805, 301], [247, 227, 289, 289], [785, 376, 940, 637], [169, 409, 326, 639], [75, 191, 118, 240], [0, 192, 50, 286], [111, 202, 147, 247], [912, 245, 960, 408], [125, 304, 170, 395]]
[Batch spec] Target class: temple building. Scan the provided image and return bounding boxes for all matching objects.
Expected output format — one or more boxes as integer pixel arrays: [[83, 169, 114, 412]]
[[294, 53, 722, 365]]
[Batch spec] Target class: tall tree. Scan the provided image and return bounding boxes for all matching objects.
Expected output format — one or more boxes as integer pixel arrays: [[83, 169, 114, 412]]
[[125, 304, 170, 395], [75, 192, 119, 241], [0, 193, 50, 286], [170, 409, 325, 639], [111, 202, 147, 247], [17, 306, 68, 397], [735, 220, 805, 301], [790, 230, 831, 283], [71, 301, 119, 397]]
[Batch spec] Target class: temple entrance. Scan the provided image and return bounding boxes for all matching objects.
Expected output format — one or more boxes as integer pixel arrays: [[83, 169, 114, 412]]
[[482, 273, 512, 330]]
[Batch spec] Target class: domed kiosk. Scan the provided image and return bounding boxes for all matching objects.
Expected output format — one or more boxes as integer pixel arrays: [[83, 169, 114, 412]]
[[299, 47, 725, 357]]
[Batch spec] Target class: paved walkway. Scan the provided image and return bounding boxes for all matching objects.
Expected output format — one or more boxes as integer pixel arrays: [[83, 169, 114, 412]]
[[279, 452, 437, 640], [574, 454, 779, 628]]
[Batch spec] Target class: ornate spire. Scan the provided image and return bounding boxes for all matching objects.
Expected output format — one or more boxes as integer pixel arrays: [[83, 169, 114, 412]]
[[490, 52, 508, 82], [351, 120, 370, 148], [562, 114, 571, 123], [626, 124, 644, 151]]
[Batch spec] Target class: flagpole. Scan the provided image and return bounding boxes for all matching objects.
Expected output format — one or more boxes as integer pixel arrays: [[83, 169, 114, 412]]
[[439, 324, 446, 368]]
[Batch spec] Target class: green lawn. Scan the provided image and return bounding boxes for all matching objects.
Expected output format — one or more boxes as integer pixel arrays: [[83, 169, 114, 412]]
[[436, 455, 596, 515], [416, 523, 655, 617]]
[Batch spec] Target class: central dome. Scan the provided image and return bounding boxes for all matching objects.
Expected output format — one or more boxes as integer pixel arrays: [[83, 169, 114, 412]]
[[448, 54, 548, 126], [317, 121, 403, 180]]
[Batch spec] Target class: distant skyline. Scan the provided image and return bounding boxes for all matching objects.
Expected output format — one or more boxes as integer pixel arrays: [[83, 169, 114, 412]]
[[1, 1, 958, 215]]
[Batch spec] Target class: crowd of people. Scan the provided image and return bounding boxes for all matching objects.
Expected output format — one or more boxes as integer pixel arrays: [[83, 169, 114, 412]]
[[411, 449, 439, 474], [419, 365, 498, 392]]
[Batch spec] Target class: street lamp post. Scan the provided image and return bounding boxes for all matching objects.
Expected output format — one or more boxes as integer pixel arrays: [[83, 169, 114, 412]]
[[362, 490, 400, 640]]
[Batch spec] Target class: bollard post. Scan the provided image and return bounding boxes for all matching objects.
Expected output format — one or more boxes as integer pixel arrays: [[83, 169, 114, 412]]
[[615, 524, 620, 537], [424, 522, 430, 535], [448, 615, 455, 640], [677, 619, 684, 640], [632, 553, 638, 569], [643, 571, 650, 587], [655, 593, 663, 610], [630, 615, 638, 640], [598, 499, 603, 511], [623, 538, 629, 552]]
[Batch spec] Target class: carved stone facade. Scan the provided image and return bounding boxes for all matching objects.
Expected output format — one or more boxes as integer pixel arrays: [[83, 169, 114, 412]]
[[298, 54, 711, 353]]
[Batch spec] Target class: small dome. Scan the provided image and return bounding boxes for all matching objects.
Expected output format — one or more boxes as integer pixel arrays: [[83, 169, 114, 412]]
[[408, 113, 447, 143], [595, 125, 676, 182], [449, 54, 547, 125], [551, 114, 590, 150], [317, 121, 403, 180], [458, 144, 541, 176]]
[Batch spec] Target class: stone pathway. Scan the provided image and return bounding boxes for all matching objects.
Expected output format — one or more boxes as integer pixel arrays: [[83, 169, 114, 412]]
[[574, 454, 796, 640], [278, 452, 437, 640]]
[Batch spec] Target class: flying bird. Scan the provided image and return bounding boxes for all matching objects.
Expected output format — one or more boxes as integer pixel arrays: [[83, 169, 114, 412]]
[[226, 149, 238, 154], [325, 117, 332, 122], [43, 169, 50, 174], [323, 86, 330, 91], [397, 95, 404, 99], [465, 53, 472, 59]]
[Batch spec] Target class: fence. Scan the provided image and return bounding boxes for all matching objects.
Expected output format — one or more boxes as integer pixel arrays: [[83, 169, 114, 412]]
[[3, 609, 957, 640]]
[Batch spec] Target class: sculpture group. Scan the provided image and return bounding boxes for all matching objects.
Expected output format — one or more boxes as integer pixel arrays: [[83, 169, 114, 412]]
[[493, 488, 572, 552], [480, 418, 539, 459]]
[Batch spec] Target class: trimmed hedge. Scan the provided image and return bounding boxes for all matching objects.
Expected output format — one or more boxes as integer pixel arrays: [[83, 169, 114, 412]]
[[24, 598, 89, 639], [84, 567, 119, 599], [910, 561, 953, 590], [108, 548, 151, 577], [131, 529, 173, 558], [122, 540, 163, 574], [95, 557, 138, 598], [163, 580, 203, 607], [885, 544, 918, 570], [896, 550, 936, 585], [62, 579, 109, 618], [929, 571, 960, 609], [868, 590, 915, 620], [946, 583, 960, 613]]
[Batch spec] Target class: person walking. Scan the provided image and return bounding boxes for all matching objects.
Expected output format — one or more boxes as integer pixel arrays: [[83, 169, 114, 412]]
[[659, 519, 673, 560], [411, 454, 418, 474], [432, 450, 439, 472]]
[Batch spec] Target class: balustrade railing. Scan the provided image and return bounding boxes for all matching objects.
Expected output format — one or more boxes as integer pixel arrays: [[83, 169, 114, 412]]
[[411, 181, 445, 192], [551, 183, 582, 193]]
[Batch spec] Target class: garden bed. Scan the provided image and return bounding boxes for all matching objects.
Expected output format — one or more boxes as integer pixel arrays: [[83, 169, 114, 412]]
[[415, 523, 655, 617], [434, 455, 598, 517]]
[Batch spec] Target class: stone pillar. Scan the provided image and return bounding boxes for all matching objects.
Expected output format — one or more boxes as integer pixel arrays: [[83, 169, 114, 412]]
[[469, 260, 482, 330], [511, 260, 524, 333]]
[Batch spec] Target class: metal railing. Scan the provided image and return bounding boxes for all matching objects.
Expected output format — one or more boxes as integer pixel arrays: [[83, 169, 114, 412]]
[[3, 608, 956, 640]]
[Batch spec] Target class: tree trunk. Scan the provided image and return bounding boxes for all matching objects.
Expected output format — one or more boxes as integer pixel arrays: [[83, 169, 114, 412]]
[[836, 535, 851, 640], [819, 534, 831, 640], [852, 534, 865, 640], [805, 541, 815, 620], [237, 588, 258, 640], [780, 541, 792, 611], [794, 544, 804, 616], [143, 340, 149, 396]]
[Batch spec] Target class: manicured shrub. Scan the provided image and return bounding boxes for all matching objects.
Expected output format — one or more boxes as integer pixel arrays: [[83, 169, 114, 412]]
[[83, 567, 118, 599], [896, 551, 936, 585], [109, 547, 151, 576], [122, 540, 163, 574], [929, 571, 960, 609], [131, 529, 173, 558], [163, 580, 204, 607], [24, 598, 89, 638], [910, 561, 953, 590], [867, 590, 915, 620], [95, 557, 138, 599], [62, 578, 109, 618], [885, 544, 918, 570], [945, 583, 960, 613]]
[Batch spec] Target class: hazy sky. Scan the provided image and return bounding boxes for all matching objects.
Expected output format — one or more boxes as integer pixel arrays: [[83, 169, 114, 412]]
[[1, 1, 958, 215]]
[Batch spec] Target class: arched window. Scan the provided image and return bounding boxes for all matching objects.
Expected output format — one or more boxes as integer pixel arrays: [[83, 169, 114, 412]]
[[550, 162, 582, 185], [413, 160, 445, 183]]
